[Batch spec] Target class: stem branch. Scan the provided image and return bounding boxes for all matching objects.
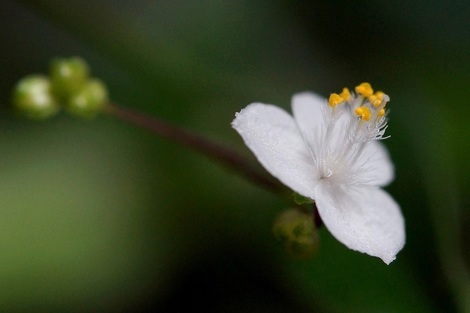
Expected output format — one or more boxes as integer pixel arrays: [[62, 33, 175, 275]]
[[104, 104, 288, 196]]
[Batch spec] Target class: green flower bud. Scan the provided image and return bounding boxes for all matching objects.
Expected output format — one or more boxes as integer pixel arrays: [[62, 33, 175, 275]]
[[273, 208, 319, 258], [50, 57, 89, 100], [12, 75, 60, 119], [292, 192, 314, 205], [66, 78, 108, 118]]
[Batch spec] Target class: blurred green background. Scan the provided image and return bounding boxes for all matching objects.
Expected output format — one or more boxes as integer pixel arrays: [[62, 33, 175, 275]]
[[0, 0, 468, 312]]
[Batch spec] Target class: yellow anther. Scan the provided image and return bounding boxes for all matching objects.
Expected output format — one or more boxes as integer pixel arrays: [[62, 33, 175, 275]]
[[355, 106, 371, 121], [328, 93, 344, 107], [355, 82, 374, 98], [371, 91, 385, 108], [375, 91, 384, 100], [378, 108, 385, 117], [340, 87, 351, 102]]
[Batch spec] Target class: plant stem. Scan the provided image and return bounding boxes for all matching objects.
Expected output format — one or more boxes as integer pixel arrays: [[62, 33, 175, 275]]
[[104, 103, 288, 196]]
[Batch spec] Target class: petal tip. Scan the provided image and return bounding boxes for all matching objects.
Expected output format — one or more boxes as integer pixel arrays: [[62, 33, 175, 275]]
[[379, 236, 405, 265], [231, 103, 264, 131], [381, 254, 397, 265], [231, 101, 319, 199]]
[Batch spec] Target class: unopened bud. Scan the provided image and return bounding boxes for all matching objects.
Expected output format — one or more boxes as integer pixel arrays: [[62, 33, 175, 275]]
[[66, 78, 108, 118], [273, 208, 319, 258], [12, 75, 60, 119], [50, 57, 89, 100], [292, 192, 313, 205]]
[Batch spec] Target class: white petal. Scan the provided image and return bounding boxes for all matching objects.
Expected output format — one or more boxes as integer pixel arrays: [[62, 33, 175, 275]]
[[232, 103, 320, 199], [359, 141, 395, 187], [291, 92, 327, 133], [291, 92, 328, 149], [315, 180, 405, 264], [292, 92, 356, 163]]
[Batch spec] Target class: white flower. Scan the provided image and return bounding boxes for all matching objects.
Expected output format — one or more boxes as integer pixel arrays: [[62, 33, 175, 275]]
[[232, 83, 405, 264]]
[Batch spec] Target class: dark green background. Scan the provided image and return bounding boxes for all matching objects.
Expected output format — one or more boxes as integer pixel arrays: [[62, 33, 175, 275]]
[[0, 1, 468, 312]]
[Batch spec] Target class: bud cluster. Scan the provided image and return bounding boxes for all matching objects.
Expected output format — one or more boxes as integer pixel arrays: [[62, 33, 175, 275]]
[[12, 57, 108, 119]]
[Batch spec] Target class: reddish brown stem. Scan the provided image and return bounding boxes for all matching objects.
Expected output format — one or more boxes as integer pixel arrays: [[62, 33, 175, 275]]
[[104, 104, 288, 196]]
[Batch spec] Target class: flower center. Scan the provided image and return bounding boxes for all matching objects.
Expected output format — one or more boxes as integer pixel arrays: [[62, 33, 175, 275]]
[[316, 82, 390, 185]]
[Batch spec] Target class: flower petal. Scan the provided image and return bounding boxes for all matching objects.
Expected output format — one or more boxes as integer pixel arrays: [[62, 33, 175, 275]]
[[232, 103, 319, 198], [292, 92, 356, 163], [291, 92, 328, 149], [315, 180, 405, 264], [359, 141, 395, 187]]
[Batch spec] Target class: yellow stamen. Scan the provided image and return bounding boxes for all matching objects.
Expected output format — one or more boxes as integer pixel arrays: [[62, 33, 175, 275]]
[[375, 91, 384, 100], [379, 108, 385, 117], [371, 91, 385, 108], [373, 100, 382, 108], [340, 87, 351, 102], [328, 93, 344, 107], [355, 106, 371, 121], [355, 82, 374, 98]]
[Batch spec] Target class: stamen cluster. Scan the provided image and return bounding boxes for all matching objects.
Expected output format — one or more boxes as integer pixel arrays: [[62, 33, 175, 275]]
[[328, 82, 390, 143]]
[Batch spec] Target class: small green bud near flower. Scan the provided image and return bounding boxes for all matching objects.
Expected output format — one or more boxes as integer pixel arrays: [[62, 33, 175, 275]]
[[292, 192, 314, 205], [273, 208, 319, 258], [66, 78, 108, 118], [50, 57, 89, 100], [12, 75, 60, 119]]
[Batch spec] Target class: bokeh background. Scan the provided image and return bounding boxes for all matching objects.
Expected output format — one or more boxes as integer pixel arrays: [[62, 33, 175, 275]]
[[0, 0, 468, 312]]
